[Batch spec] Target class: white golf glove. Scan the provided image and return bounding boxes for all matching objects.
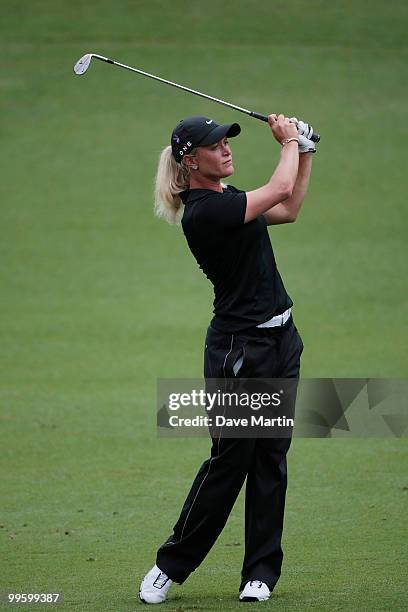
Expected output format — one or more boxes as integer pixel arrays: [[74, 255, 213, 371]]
[[298, 134, 316, 153], [290, 117, 316, 153]]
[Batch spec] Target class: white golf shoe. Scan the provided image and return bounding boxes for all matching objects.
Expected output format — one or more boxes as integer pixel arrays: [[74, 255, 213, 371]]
[[239, 580, 271, 602], [139, 564, 173, 604]]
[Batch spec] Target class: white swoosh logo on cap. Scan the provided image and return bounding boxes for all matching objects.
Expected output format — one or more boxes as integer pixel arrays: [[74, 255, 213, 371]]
[[205, 120, 213, 124]]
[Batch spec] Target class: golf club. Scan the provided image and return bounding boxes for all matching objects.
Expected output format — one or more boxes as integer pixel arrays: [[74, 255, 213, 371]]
[[73, 53, 320, 143]]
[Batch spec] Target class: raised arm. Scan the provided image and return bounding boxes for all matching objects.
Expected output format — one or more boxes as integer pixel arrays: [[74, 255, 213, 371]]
[[263, 152, 313, 225], [244, 114, 299, 223]]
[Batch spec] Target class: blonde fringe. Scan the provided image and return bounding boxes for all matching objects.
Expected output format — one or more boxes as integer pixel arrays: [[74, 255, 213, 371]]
[[154, 146, 195, 225]]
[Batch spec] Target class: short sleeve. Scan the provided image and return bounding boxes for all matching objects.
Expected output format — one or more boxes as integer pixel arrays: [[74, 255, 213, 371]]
[[193, 188, 247, 230]]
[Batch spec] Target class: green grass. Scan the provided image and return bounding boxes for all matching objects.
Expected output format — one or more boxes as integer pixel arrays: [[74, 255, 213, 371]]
[[1, 1, 407, 610]]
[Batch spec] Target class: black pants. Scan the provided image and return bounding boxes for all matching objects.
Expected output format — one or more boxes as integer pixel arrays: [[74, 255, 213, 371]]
[[156, 318, 303, 592]]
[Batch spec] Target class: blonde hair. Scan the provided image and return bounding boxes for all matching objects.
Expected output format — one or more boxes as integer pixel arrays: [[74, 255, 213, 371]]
[[154, 146, 196, 225]]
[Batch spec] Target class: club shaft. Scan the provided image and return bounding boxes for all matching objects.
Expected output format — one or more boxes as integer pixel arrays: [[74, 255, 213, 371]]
[[92, 54, 254, 116], [88, 54, 320, 142]]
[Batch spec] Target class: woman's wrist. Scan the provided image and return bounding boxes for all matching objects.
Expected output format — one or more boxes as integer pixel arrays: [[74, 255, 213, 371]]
[[281, 137, 299, 147]]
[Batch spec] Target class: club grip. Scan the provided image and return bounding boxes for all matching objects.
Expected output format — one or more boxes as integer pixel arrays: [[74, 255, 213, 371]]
[[249, 111, 321, 142], [250, 111, 269, 123]]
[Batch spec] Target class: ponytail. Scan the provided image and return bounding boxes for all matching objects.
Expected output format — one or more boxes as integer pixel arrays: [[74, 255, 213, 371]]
[[154, 146, 195, 225]]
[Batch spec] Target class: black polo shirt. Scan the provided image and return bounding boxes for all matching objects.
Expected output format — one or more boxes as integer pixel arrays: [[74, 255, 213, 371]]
[[180, 185, 292, 333]]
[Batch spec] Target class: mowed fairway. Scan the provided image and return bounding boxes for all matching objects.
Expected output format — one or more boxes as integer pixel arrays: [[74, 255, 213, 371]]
[[1, 1, 407, 610]]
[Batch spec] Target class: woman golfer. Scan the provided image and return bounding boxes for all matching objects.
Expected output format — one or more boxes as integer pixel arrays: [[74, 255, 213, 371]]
[[140, 113, 315, 603]]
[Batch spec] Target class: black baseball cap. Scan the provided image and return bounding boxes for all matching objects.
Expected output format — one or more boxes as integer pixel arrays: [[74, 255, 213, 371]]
[[171, 116, 241, 163]]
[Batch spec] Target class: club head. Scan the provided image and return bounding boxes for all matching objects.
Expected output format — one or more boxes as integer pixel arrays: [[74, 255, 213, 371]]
[[73, 54, 93, 75]]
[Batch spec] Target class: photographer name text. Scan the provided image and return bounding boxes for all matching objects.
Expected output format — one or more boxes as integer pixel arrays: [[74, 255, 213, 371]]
[[168, 415, 293, 428]]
